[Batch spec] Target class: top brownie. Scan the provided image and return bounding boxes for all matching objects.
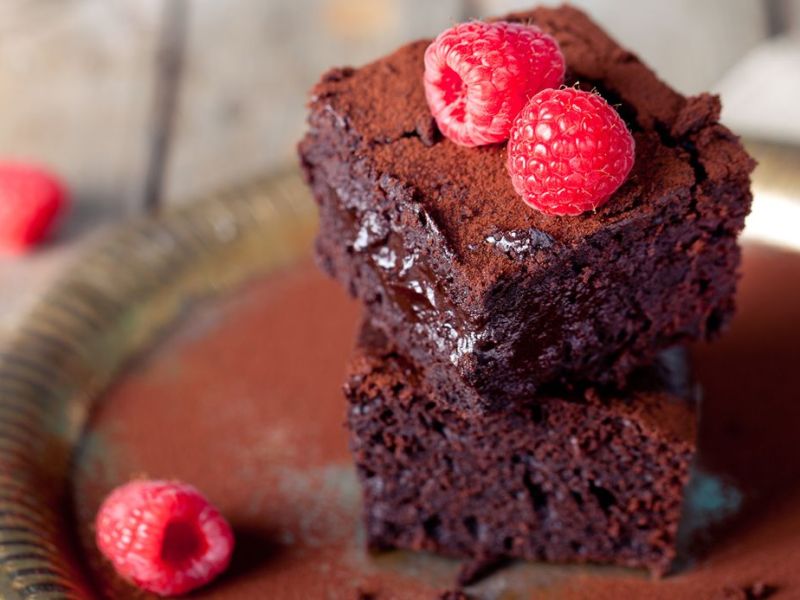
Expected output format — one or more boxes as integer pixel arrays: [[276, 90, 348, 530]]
[[300, 5, 754, 413]]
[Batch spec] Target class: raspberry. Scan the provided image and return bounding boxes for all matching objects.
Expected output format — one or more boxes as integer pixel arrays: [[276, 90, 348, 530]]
[[507, 88, 635, 216], [0, 162, 68, 253], [96, 480, 234, 597], [423, 21, 565, 147]]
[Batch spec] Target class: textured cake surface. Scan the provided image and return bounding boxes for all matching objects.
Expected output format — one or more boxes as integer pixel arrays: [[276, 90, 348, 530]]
[[300, 5, 755, 413], [346, 323, 697, 575]]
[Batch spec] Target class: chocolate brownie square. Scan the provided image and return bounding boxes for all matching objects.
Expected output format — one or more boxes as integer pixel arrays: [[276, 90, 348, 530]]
[[299, 5, 754, 413], [346, 322, 697, 575]]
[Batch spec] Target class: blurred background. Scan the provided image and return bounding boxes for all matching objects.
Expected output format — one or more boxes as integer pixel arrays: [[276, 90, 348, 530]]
[[0, 0, 799, 323]]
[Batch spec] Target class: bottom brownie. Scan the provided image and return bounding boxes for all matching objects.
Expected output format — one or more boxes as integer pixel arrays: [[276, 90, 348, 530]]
[[345, 323, 697, 575]]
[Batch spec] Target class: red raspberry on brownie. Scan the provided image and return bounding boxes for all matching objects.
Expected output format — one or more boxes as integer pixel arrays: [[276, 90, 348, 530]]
[[507, 87, 635, 216], [423, 21, 565, 147], [96, 480, 234, 597]]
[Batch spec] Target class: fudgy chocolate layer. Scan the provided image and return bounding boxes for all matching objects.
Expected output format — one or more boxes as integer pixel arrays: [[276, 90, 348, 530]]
[[300, 5, 754, 413], [346, 323, 697, 575]]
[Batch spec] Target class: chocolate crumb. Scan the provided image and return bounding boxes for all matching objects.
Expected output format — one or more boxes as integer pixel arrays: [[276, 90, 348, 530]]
[[747, 582, 779, 599], [438, 591, 471, 600], [718, 582, 779, 600], [415, 114, 440, 147], [321, 66, 355, 84], [721, 586, 748, 600], [456, 555, 507, 586]]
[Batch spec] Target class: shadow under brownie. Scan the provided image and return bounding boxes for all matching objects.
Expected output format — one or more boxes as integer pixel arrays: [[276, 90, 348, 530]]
[[300, 5, 754, 414]]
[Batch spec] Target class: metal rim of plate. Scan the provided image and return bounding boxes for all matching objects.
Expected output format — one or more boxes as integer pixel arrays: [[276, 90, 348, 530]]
[[0, 170, 316, 600]]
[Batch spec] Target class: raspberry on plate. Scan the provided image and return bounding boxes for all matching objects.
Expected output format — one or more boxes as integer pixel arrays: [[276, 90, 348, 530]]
[[423, 21, 565, 147], [96, 480, 234, 597], [507, 87, 636, 216], [0, 161, 68, 253]]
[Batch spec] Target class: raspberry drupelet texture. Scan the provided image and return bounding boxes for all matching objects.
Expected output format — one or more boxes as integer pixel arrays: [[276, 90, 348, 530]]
[[95, 480, 234, 597], [507, 87, 635, 216], [0, 162, 68, 253], [423, 21, 565, 147]]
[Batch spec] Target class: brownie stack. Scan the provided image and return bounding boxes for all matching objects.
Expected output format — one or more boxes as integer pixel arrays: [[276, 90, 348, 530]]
[[299, 5, 754, 575]]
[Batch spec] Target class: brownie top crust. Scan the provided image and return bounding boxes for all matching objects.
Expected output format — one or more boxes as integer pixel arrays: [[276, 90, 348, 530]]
[[306, 5, 754, 286]]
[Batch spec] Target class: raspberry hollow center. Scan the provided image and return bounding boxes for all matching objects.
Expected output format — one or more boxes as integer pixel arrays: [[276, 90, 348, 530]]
[[439, 66, 466, 112], [160, 519, 207, 565]]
